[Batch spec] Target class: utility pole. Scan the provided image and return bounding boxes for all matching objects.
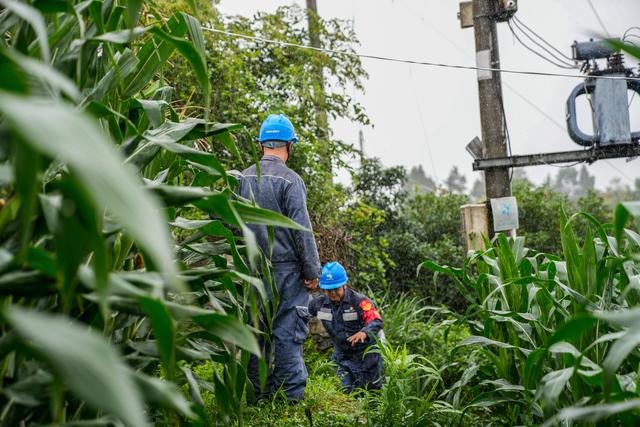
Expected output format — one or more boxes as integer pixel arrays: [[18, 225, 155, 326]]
[[306, 0, 331, 173], [472, 0, 511, 231]]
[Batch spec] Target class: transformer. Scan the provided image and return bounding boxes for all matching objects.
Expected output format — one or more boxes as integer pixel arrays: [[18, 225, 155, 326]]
[[566, 39, 640, 146]]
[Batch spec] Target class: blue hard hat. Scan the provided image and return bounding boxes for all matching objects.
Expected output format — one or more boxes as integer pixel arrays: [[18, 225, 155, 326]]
[[258, 114, 298, 146], [320, 261, 348, 290]]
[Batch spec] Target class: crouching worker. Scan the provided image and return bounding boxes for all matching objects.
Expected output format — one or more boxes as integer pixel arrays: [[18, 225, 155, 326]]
[[308, 261, 384, 393]]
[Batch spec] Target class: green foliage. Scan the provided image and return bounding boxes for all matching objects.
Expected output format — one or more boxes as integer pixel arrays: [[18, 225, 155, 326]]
[[378, 294, 473, 384], [183, 286, 490, 426], [422, 201, 640, 424], [343, 202, 394, 289], [352, 158, 408, 217], [194, 356, 365, 426], [155, 1, 369, 226], [0, 1, 310, 425], [366, 342, 457, 426], [387, 192, 468, 308], [513, 179, 569, 254], [514, 179, 610, 255]]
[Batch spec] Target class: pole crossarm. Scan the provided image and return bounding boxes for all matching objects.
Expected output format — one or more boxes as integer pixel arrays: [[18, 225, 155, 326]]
[[472, 144, 640, 170]]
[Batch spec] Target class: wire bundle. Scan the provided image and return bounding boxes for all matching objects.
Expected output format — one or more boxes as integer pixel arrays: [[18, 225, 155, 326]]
[[506, 15, 577, 70]]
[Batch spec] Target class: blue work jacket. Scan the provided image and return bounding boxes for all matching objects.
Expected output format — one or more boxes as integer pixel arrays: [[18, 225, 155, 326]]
[[309, 288, 383, 355], [237, 155, 321, 279]]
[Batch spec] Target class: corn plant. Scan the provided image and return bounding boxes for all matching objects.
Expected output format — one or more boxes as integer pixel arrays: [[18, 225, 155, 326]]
[[421, 202, 640, 425], [0, 1, 303, 425]]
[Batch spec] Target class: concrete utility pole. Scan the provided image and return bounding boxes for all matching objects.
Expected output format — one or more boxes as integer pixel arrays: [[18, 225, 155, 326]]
[[305, 0, 331, 172], [472, 0, 511, 219]]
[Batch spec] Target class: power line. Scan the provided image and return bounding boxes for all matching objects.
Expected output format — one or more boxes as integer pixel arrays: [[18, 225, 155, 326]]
[[386, 2, 635, 183], [512, 15, 574, 62], [587, 0, 610, 38], [507, 19, 576, 69], [200, 26, 640, 83], [508, 17, 577, 68], [208, 5, 637, 183]]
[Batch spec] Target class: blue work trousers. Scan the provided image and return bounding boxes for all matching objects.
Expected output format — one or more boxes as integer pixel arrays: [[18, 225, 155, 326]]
[[248, 264, 309, 401]]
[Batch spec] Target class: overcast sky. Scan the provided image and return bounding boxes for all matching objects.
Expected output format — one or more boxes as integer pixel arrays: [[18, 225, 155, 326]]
[[217, 0, 640, 190]]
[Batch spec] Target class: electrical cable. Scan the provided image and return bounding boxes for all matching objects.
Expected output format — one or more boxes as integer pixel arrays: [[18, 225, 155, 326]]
[[623, 26, 640, 41], [507, 19, 577, 69], [509, 17, 577, 68], [210, 4, 637, 181], [623, 33, 640, 48], [200, 26, 640, 83], [498, 88, 515, 181], [512, 15, 574, 62], [587, 0, 611, 38], [389, 2, 635, 178], [539, 160, 585, 169]]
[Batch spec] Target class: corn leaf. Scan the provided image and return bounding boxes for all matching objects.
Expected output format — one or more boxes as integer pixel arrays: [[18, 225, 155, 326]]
[[0, 93, 179, 289], [6, 307, 148, 427]]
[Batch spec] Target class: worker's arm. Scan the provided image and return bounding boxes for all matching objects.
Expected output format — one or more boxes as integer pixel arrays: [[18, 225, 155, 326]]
[[284, 176, 322, 281]]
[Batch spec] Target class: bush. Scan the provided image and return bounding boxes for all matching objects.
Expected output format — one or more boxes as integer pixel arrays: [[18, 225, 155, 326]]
[[343, 202, 395, 290], [386, 193, 468, 308], [514, 179, 610, 255]]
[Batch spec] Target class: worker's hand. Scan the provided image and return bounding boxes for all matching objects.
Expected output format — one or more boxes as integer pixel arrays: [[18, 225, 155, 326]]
[[304, 277, 319, 290], [347, 331, 367, 347]]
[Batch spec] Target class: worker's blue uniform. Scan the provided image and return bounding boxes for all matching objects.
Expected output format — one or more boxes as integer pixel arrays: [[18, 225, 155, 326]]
[[309, 288, 384, 392], [238, 155, 322, 401]]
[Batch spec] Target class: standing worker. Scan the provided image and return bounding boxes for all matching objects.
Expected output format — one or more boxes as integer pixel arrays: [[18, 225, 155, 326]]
[[309, 261, 384, 392], [239, 114, 322, 402]]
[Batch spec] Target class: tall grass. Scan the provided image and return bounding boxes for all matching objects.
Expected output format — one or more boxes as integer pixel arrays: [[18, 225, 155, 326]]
[[365, 342, 459, 426], [422, 202, 640, 424]]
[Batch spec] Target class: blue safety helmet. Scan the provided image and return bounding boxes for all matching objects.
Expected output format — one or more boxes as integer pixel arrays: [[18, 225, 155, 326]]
[[320, 261, 349, 290], [258, 114, 298, 147]]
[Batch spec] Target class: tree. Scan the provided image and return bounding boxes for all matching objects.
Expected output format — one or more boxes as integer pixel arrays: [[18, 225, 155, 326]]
[[385, 192, 469, 308], [577, 165, 596, 196], [157, 2, 369, 184], [405, 165, 436, 196], [155, 1, 371, 265], [444, 166, 467, 194], [550, 165, 595, 199], [470, 175, 485, 201], [552, 167, 578, 195], [352, 157, 408, 216], [603, 177, 632, 207]]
